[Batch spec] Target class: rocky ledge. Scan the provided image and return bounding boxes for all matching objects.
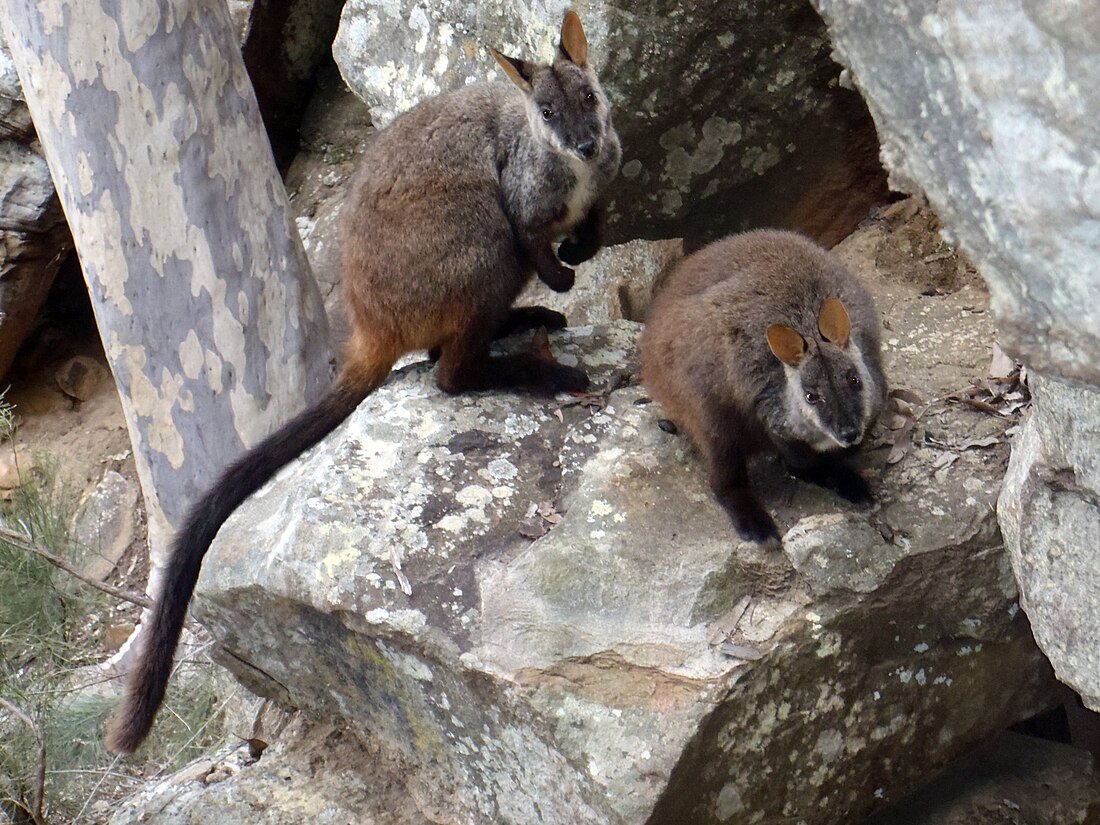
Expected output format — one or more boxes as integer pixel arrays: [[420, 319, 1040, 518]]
[[111, 219, 1057, 825]]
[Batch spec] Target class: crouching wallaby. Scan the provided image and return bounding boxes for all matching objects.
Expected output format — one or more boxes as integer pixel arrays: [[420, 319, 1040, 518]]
[[107, 11, 620, 754], [641, 230, 886, 543]]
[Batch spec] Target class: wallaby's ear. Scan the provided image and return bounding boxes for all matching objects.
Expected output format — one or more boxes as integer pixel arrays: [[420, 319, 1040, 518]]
[[818, 297, 851, 347], [767, 324, 808, 367], [490, 47, 535, 92], [559, 10, 588, 66]]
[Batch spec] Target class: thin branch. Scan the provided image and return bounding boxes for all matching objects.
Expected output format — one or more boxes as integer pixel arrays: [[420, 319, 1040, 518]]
[[0, 697, 47, 825], [0, 526, 152, 610]]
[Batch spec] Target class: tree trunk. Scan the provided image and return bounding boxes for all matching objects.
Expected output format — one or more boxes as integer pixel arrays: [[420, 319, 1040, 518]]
[[0, 2, 333, 576]]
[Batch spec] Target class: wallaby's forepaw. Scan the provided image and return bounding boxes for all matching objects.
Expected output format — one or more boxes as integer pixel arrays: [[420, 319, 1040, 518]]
[[721, 490, 781, 544], [539, 264, 576, 293], [833, 469, 873, 506], [789, 463, 872, 506], [558, 236, 599, 266]]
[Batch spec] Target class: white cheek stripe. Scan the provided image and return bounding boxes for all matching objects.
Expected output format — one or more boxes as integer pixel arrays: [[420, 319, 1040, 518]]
[[847, 338, 877, 428], [782, 362, 847, 450]]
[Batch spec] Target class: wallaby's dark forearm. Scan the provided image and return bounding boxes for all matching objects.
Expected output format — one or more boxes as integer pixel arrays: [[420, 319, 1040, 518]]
[[558, 203, 603, 266]]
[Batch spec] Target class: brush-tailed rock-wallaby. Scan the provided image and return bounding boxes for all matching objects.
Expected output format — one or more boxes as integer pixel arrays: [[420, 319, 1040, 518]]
[[107, 11, 620, 754], [641, 230, 886, 543]]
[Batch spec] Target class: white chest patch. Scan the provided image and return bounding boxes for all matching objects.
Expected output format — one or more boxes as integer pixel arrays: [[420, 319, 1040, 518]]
[[555, 155, 596, 235]]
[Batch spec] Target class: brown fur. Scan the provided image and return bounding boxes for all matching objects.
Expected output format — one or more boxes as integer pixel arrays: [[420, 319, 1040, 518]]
[[641, 229, 886, 543]]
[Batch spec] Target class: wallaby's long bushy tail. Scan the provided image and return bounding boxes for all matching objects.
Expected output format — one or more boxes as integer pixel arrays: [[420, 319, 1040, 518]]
[[107, 370, 387, 754]]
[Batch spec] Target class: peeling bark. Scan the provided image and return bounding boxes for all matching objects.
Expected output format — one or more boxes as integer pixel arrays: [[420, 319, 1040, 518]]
[[0, 2, 333, 570]]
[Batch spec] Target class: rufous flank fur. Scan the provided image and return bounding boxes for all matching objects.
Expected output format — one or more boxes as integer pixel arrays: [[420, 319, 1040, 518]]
[[640, 229, 887, 544], [106, 10, 620, 754]]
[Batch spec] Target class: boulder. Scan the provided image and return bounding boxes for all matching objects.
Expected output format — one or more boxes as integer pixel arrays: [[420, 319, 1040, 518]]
[[999, 376, 1100, 712], [810, 0, 1100, 717], [237, 0, 347, 168], [111, 215, 1059, 824], [331, 0, 887, 245], [861, 731, 1100, 825], [71, 469, 140, 582], [0, 33, 72, 381]]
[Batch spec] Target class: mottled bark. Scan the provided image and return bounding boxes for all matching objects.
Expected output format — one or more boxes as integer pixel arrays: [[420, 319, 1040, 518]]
[[0, 2, 333, 569]]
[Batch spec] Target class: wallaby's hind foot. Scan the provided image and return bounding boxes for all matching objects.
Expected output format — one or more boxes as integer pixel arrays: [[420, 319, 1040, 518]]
[[495, 306, 568, 339], [438, 353, 589, 396], [436, 332, 588, 396], [534, 360, 589, 394], [429, 307, 569, 362]]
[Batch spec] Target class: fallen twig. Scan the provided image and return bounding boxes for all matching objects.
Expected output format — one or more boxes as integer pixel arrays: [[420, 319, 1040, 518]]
[[0, 697, 47, 825]]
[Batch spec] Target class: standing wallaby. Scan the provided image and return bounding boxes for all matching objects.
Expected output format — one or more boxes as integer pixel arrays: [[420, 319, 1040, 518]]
[[641, 230, 886, 543], [107, 11, 620, 754]]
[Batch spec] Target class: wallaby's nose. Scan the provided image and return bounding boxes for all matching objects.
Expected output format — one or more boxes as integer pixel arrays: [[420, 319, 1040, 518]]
[[577, 139, 597, 159], [839, 425, 862, 446]]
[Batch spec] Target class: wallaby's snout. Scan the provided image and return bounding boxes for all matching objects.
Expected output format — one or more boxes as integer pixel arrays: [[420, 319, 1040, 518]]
[[576, 137, 598, 159], [838, 424, 863, 447]]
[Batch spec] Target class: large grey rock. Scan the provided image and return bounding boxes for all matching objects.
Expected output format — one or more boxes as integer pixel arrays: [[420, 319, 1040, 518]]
[[999, 376, 1100, 712], [0, 33, 72, 381], [71, 470, 140, 581], [861, 732, 1100, 825], [811, 0, 1100, 387], [112, 218, 1059, 825], [811, 0, 1100, 718], [518, 236, 683, 326], [332, 0, 887, 245]]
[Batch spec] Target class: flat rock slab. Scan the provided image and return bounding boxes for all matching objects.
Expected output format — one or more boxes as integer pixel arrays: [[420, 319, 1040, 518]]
[[114, 214, 1057, 824]]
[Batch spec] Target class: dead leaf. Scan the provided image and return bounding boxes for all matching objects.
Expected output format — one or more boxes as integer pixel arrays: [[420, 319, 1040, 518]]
[[519, 517, 548, 539], [989, 343, 1015, 380], [706, 596, 751, 646], [245, 737, 268, 760], [891, 398, 915, 418], [889, 388, 925, 406], [958, 434, 1001, 450], [885, 417, 917, 465], [959, 396, 1003, 415], [932, 451, 959, 470], [882, 412, 909, 430], [718, 642, 764, 661], [531, 327, 553, 361]]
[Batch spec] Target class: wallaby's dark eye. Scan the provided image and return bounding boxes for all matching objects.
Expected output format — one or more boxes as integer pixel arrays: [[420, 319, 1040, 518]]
[[541, 107, 553, 120], [849, 375, 862, 387], [584, 91, 596, 105], [805, 391, 822, 405]]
